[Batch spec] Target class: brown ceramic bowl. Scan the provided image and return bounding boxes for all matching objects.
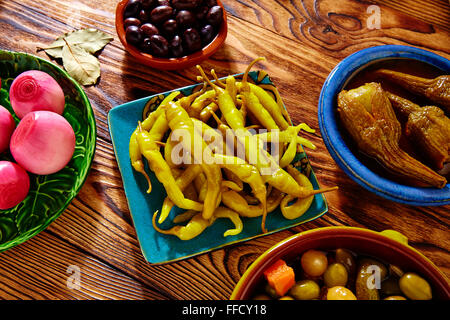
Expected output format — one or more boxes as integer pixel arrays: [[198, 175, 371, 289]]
[[230, 227, 450, 300], [115, 0, 228, 70]]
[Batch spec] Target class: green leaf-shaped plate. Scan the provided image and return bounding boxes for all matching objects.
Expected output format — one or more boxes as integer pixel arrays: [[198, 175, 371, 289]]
[[0, 49, 96, 251]]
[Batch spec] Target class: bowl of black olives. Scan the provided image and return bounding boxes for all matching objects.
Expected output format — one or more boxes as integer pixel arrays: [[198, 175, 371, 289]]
[[116, 0, 227, 70]]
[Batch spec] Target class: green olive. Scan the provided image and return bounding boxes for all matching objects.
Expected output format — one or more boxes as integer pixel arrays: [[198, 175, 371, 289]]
[[324, 263, 348, 287], [300, 249, 328, 277], [288, 280, 321, 300], [399, 272, 432, 300], [264, 283, 279, 299], [384, 295, 407, 300], [335, 248, 356, 275], [326, 286, 357, 300], [279, 296, 294, 300], [381, 277, 402, 296], [389, 264, 405, 278]]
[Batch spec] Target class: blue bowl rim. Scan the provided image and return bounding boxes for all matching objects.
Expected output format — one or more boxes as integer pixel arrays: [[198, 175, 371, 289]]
[[318, 45, 450, 206]]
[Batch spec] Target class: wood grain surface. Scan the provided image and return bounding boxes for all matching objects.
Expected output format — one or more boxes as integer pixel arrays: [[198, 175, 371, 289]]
[[0, 0, 449, 300]]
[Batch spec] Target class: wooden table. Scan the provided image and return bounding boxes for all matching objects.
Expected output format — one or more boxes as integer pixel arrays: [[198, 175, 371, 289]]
[[0, 0, 448, 300]]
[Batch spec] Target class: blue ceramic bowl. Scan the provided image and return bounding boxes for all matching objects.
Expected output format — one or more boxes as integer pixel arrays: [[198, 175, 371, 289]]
[[318, 45, 450, 206]]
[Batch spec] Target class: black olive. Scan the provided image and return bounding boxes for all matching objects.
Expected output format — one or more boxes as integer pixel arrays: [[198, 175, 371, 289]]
[[149, 34, 169, 57], [170, 35, 185, 57], [172, 0, 202, 10], [200, 24, 215, 45], [124, 17, 141, 30], [205, 0, 218, 7], [157, 0, 170, 6], [206, 5, 223, 27], [139, 9, 150, 22], [140, 37, 153, 53], [150, 5, 173, 24], [124, 0, 142, 19], [195, 6, 209, 20], [176, 10, 196, 30], [140, 23, 159, 37], [142, 0, 157, 10], [183, 28, 202, 53], [125, 25, 143, 45], [162, 19, 178, 36]]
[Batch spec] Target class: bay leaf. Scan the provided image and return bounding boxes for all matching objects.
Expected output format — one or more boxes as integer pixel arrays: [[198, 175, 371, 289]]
[[42, 35, 66, 59], [41, 28, 113, 59], [62, 43, 101, 86]]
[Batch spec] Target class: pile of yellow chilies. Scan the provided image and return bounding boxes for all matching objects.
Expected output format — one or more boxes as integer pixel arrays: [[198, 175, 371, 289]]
[[129, 58, 337, 241]]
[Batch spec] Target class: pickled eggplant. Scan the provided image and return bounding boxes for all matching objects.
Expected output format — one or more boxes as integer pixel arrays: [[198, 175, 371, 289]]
[[386, 92, 450, 170], [337, 83, 447, 188], [374, 69, 450, 114]]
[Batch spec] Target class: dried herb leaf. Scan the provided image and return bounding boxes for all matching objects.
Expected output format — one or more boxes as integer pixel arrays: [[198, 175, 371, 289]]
[[42, 35, 65, 59], [62, 43, 100, 86], [40, 28, 113, 59]]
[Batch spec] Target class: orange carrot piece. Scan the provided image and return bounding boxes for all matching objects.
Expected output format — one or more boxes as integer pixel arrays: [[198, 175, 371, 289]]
[[263, 259, 295, 296]]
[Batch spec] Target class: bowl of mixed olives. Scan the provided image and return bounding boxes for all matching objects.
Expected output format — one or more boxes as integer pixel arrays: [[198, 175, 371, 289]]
[[116, 0, 227, 70], [230, 227, 450, 300]]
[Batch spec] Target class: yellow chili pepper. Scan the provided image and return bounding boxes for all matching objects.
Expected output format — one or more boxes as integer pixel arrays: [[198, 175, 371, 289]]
[[279, 132, 298, 168], [164, 131, 180, 168], [194, 172, 207, 202], [172, 210, 197, 223], [276, 125, 315, 168], [256, 123, 316, 150], [152, 206, 243, 240], [208, 110, 326, 199], [159, 164, 203, 224], [152, 210, 210, 241], [137, 123, 203, 212], [226, 75, 238, 104], [222, 187, 283, 218], [184, 183, 198, 202], [280, 166, 315, 220], [221, 180, 243, 192], [213, 153, 268, 233], [239, 57, 279, 131], [178, 81, 207, 110], [196, 65, 245, 130], [211, 69, 238, 105], [165, 100, 222, 220], [190, 89, 216, 117], [129, 91, 180, 192], [213, 207, 243, 237], [199, 101, 219, 122], [129, 132, 152, 193], [237, 82, 291, 130], [191, 118, 230, 156], [210, 69, 225, 87], [223, 168, 244, 191]]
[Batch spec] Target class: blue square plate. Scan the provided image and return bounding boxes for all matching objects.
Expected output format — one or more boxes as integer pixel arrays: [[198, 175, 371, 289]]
[[108, 71, 329, 264]]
